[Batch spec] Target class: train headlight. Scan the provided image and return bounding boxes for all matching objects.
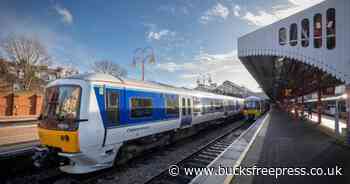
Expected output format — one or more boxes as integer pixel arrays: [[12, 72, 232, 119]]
[[60, 135, 70, 142]]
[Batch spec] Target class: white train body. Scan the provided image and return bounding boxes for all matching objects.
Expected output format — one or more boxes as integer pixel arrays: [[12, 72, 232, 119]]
[[36, 73, 244, 173]]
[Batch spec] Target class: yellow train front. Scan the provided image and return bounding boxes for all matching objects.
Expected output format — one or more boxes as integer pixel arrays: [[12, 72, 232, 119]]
[[243, 96, 266, 120]]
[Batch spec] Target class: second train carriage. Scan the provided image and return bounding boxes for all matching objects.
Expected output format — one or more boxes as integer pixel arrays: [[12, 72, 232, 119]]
[[35, 73, 244, 173]]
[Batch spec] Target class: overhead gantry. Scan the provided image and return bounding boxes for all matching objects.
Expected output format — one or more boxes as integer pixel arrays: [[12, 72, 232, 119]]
[[238, 0, 350, 143]]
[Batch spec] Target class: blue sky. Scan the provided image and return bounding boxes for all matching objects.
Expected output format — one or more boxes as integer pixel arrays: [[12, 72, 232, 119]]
[[0, 0, 323, 91]]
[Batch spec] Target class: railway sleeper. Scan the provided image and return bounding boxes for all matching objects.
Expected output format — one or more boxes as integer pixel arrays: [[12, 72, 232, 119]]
[[182, 161, 207, 169], [196, 153, 217, 160], [191, 157, 212, 164], [207, 146, 226, 152], [203, 149, 222, 155], [199, 151, 219, 158]]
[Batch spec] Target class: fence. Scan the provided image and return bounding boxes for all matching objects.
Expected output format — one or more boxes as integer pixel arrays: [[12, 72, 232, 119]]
[[0, 92, 43, 118]]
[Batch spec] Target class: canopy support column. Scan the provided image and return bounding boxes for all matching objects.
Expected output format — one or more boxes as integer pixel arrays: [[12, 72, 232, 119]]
[[335, 99, 340, 137], [301, 77, 305, 117], [317, 87, 322, 124], [295, 97, 299, 119], [301, 95, 305, 118], [346, 85, 350, 145]]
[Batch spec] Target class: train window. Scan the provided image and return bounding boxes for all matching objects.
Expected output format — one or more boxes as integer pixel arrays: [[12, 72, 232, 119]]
[[215, 100, 223, 110], [314, 13, 322, 48], [193, 97, 201, 115], [202, 98, 209, 114], [130, 98, 152, 118], [214, 100, 219, 110], [210, 100, 214, 112], [279, 28, 287, 45], [106, 91, 119, 122], [165, 94, 179, 116], [289, 23, 298, 46], [301, 19, 310, 47], [201, 99, 206, 114], [326, 8, 336, 49], [187, 98, 192, 115], [40, 85, 81, 131], [182, 98, 186, 115]]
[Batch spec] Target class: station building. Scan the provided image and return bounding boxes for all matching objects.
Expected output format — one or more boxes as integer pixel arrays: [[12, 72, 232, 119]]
[[238, 0, 350, 143]]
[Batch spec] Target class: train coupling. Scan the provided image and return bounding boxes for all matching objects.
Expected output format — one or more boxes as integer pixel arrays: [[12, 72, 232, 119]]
[[32, 146, 68, 168]]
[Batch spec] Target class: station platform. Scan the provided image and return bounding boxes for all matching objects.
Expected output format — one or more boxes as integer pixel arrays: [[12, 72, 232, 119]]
[[232, 108, 350, 184], [0, 123, 38, 158], [307, 112, 347, 136], [0, 115, 39, 123]]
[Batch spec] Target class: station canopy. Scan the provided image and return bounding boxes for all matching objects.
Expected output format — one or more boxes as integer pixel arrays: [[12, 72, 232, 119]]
[[238, 0, 350, 101]]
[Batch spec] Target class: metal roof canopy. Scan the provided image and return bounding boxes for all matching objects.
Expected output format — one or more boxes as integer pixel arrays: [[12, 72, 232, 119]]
[[240, 56, 343, 100], [238, 0, 350, 101]]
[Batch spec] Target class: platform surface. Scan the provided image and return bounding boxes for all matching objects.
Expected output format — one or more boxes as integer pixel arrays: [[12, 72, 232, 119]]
[[233, 108, 350, 184], [0, 123, 38, 158]]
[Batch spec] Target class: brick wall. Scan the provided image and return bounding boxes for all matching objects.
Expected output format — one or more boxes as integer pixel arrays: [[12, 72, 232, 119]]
[[0, 92, 43, 117]]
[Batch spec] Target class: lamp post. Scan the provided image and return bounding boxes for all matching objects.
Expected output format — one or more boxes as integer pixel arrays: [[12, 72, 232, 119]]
[[132, 47, 155, 81]]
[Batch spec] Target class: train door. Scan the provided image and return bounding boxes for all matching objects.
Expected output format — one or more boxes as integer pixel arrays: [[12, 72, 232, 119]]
[[94, 86, 125, 146], [180, 96, 192, 127], [104, 88, 124, 127]]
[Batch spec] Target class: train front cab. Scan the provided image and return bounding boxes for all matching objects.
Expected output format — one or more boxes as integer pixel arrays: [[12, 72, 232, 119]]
[[244, 98, 262, 120], [37, 84, 83, 152], [35, 80, 114, 174]]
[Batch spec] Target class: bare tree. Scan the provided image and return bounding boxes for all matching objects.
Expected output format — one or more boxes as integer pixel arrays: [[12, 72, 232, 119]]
[[92, 60, 127, 77], [1, 34, 51, 90]]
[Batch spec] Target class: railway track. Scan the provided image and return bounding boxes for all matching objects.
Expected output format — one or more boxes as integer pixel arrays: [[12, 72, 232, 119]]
[[3, 116, 250, 184], [144, 120, 253, 184]]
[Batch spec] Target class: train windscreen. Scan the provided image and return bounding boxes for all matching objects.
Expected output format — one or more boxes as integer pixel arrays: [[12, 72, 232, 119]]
[[39, 85, 81, 131], [245, 101, 257, 109]]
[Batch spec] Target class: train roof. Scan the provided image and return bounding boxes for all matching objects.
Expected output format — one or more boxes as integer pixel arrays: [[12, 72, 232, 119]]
[[245, 96, 263, 101], [65, 73, 242, 100]]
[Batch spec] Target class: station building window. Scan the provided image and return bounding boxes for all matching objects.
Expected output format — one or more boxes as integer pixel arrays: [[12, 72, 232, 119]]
[[279, 28, 287, 45], [314, 13, 322, 48], [165, 94, 179, 116], [326, 8, 336, 49], [301, 19, 310, 47], [289, 23, 298, 46], [130, 98, 152, 118], [106, 91, 119, 122]]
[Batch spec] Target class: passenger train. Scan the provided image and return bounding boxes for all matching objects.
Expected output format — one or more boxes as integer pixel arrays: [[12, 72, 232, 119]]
[[34, 73, 245, 173], [243, 96, 269, 120]]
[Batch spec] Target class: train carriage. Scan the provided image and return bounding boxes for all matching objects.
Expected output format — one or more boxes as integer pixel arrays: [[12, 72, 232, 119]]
[[243, 96, 268, 120], [35, 73, 245, 173]]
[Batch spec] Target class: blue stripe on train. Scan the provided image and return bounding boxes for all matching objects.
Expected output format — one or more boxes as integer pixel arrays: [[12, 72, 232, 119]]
[[94, 86, 179, 128]]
